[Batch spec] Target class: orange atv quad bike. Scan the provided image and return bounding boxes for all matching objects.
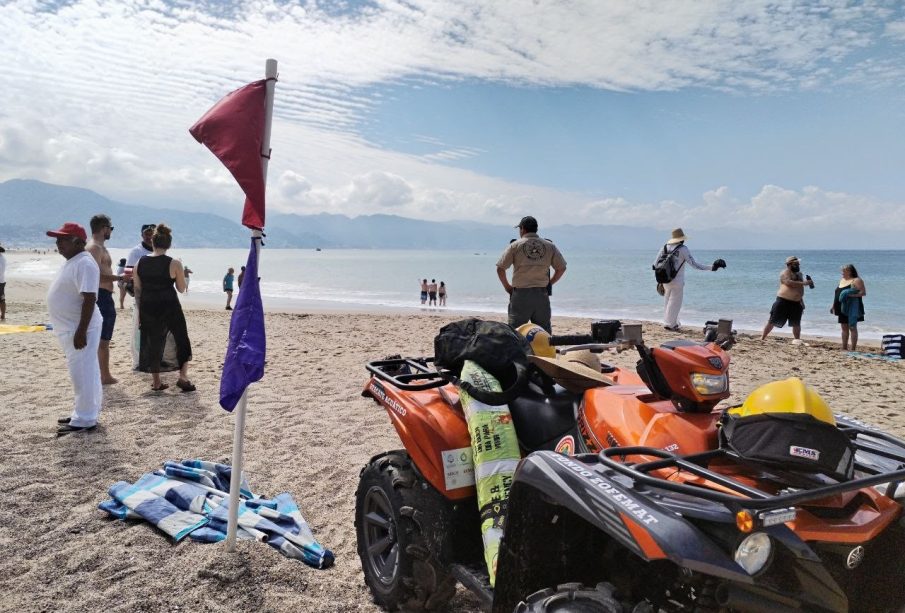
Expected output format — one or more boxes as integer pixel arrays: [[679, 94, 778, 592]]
[[357, 319, 905, 612]]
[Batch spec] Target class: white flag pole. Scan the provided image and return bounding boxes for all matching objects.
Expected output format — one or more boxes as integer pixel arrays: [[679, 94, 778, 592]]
[[226, 58, 277, 552]]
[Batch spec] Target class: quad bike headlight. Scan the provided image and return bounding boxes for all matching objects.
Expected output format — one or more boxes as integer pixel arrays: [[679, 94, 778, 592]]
[[734, 532, 772, 575], [691, 372, 728, 395]]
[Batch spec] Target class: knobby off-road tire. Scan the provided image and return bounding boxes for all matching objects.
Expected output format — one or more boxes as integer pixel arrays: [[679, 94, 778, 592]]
[[355, 450, 457, 611], [515, 582, 622, 613]]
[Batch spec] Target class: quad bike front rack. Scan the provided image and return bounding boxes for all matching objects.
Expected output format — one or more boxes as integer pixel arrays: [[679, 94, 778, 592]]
[[366, 356, 450, 391], [597, 421, 905, 513]]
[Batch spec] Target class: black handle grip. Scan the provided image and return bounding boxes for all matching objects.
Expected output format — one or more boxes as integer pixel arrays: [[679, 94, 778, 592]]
[[549, 334, 595, 346]]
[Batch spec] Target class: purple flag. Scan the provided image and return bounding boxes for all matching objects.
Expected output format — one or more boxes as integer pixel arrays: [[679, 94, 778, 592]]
[[220, 238, 265, 411]]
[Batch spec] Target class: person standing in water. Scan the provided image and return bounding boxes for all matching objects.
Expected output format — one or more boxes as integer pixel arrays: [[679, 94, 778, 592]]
[[438, 281, 447, 306]]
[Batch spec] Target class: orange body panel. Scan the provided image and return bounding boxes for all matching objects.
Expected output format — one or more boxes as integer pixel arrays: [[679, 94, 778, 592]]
[[582, 385, 720, 455], [364, 377, 475, 500]]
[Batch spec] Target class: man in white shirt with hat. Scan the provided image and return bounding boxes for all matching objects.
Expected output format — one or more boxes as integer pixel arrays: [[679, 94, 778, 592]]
[[655, 228, 726, 331], [46, 222, 103, 435]]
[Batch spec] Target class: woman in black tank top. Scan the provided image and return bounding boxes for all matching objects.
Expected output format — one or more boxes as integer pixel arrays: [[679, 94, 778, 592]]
[[830, 263, 866, 351], [133, 224, 194, 391]]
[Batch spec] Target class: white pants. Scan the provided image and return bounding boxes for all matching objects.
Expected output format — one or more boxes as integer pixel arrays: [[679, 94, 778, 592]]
[[57, 327, 103, 427], [663, 282, 685, 328]]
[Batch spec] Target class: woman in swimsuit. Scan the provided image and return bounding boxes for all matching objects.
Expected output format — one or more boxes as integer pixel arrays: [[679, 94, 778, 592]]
[[438, 281, 447, 306], [830, 264, 866, 351]]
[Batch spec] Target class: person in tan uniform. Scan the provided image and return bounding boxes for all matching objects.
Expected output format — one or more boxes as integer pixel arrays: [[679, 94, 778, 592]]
[[496, 216, 567, 333], [761, 255, 814, 342]]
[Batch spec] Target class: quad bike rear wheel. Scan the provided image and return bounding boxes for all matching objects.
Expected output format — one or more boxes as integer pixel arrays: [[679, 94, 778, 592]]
[[355, 450, 456, 611], [515, 582, 622, 612]]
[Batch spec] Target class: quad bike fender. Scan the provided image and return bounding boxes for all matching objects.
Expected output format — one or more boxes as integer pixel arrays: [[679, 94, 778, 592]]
[[363, 377, 475, 500], [492, 451, 851, 613]]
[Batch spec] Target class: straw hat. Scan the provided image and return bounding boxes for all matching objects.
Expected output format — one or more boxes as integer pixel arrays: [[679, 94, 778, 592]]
[[785, 255, 799, 265], [667, 228, 688, 244], [530, 350, 613, 393]]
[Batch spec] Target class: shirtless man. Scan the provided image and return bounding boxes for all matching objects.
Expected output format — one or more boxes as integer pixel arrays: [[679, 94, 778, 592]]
[[87, 214, 123, 384]]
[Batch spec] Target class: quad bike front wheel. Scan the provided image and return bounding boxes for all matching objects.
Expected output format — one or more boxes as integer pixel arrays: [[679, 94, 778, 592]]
[[515, 582, 622, 613], [355, 450, 456, 611]]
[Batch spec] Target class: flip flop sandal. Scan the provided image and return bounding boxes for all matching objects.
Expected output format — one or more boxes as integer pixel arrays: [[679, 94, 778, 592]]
[[57, 423, 96, 436], [57, 417, 71, 424], [176, 380, 196, 393], [151, 384, 169, 391]]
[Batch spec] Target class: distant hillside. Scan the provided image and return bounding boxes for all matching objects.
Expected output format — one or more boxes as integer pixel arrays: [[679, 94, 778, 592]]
[[0, 178, 772, 250]]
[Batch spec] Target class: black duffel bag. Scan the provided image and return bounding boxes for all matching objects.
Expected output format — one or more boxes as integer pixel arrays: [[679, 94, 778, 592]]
[[719, 411, 855, 481], [434, 318, 531, 406]]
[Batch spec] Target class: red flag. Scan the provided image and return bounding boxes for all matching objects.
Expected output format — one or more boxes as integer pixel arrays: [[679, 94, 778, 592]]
[[190, 80, 267, 229]]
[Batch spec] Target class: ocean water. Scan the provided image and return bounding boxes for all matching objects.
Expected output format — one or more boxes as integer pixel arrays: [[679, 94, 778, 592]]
[[7, 248, 903, 339]]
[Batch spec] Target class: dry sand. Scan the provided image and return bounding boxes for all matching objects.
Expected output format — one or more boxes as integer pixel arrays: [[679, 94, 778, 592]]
[[1, 278, 904, 612]]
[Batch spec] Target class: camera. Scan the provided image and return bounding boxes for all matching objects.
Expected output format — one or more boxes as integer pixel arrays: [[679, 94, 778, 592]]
[[806, 275, 814, 288]]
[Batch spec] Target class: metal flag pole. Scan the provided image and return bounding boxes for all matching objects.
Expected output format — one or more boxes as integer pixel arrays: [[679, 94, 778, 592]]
[[226, 58, 277, 552]]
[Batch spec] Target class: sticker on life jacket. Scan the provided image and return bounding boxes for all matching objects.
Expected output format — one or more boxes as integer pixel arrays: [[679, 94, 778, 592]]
[[789, 446, 820, 461]]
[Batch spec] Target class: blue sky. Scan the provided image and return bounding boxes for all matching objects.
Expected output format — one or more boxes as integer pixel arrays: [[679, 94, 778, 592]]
[[1, 1, 904, 245]]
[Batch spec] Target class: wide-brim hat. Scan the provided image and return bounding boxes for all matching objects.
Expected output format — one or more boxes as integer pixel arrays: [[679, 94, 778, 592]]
[[530, 350, 613, 393], [666, 228, 688, 244], [785, 255, 800, 265]]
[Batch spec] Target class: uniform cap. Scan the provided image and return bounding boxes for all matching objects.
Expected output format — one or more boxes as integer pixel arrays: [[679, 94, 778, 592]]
[[516, 216, 538, 232]]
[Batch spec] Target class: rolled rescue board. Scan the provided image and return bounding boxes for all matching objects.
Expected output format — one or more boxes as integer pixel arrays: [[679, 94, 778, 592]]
[[457, 359, 521, 587]]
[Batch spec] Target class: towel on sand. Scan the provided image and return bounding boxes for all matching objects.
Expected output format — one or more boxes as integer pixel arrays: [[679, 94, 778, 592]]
[[846, 351, 902, 363], [0, 324, 49, 335], [99, 459, 334, 569]]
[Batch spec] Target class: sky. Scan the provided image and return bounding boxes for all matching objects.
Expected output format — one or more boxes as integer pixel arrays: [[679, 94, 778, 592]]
[[1, 0, 904, 244]]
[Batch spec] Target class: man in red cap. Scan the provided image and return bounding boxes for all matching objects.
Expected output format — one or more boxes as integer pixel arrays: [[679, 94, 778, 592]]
[[46, 222, 103, 435]]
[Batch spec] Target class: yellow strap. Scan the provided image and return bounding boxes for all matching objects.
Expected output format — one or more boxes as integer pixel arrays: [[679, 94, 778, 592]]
[[0, 324, 48, 335]]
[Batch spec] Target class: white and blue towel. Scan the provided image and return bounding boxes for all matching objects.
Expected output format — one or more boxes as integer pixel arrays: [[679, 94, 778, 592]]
[[99, 459, 334, 569]]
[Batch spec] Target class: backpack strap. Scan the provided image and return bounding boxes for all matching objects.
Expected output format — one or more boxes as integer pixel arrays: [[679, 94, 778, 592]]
[[445, 361, 530, 406]]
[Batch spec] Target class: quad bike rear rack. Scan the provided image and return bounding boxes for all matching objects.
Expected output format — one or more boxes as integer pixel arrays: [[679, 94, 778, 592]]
[[598, 421, 905, 512], [366, 356, 449, 391]]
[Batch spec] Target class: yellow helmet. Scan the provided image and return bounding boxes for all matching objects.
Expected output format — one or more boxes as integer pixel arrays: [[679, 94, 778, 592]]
[[731, 377, 835, 426], [517, 322, 555, 358]]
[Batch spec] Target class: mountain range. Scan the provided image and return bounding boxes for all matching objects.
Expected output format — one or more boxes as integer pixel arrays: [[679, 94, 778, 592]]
[[0, 178, 771, 250]]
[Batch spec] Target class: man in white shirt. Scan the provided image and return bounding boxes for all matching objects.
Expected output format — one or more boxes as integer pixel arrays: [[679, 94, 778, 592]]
[[654, 228, 726, 331], [46, 223, 103, 435], [0, 242, 7, 321], [125, 224, 155, 369]]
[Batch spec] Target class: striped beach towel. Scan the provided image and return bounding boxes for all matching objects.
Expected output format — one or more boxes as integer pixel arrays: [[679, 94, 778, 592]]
[[99, 459, 334, 568]]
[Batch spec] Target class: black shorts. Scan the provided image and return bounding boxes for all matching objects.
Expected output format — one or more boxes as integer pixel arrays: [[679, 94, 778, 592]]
[[97, 288, 117, 341], [769, 297, 803, 328], [429, 291, 437, 300], [0, 282, 5, 302]]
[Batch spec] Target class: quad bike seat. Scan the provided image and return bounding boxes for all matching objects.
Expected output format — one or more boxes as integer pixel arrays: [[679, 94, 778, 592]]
[[508, 380, 581, 451]]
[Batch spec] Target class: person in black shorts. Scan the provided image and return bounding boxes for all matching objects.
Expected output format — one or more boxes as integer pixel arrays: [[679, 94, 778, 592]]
[[762, 256, 813, 342]]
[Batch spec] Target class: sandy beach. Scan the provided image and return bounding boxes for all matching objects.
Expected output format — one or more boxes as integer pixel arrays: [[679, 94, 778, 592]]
[[1, 277, 904, 613]]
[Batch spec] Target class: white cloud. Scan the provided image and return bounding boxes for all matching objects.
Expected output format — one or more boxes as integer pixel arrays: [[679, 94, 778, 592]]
[[0, 0, 902, 238]]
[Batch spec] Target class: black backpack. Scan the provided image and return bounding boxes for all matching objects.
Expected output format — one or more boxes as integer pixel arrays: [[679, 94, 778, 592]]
[[434, 318, 531, 406], [653, 244, 685, 283]]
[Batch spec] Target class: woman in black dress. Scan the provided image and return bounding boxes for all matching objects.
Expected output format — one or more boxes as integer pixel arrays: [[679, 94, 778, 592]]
[[830, 263, 867, 352], [133, 224, 194, 391]]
